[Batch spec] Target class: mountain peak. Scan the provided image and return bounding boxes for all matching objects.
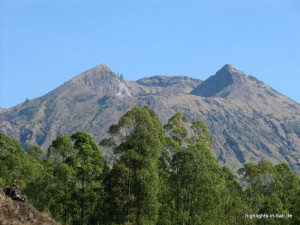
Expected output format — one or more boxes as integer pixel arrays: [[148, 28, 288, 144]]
[[93, 63, 112, 71], [80, 63, 113, 77], [71, 63, 116, 83], [221, 63, 234, 70], [218, 64, 244, 75], [51, 63, 132, 99], [191, 64, 246, 98]]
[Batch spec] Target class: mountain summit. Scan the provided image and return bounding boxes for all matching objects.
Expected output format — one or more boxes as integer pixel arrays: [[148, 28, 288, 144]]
[[1, 64, 299, 172], [191, 64, 248, 98], [70, 63, 114, 85], [191, 64, 282, 103], [58, 63, 132, 98]]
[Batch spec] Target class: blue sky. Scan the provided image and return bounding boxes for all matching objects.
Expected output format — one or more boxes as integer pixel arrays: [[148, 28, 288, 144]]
[[0, 0, 299, 108]]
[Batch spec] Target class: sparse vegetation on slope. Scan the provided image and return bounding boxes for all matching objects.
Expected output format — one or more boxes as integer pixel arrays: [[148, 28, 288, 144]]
[[0, 186, 57, 225]]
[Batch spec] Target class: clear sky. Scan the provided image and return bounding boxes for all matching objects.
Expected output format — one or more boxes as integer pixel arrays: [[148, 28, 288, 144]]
[[0, 0, 299, 108]]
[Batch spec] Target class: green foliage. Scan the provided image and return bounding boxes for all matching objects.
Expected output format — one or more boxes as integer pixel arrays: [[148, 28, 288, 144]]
[[71, 131, 105, 224], [103, 106, 165, 225], [28, 144, 45, 159], [0, 133, 42, 188], [1, 108, 300, 225], [159, 112, 240, 225], [26, 132, 107, 225], [239, 161, 300, 224], [47, 134, 74, 163], [257, 196, 288, 225]]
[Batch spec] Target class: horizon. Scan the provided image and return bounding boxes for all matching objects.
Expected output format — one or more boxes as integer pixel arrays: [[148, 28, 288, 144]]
[[1, 0, 300, 108], [1, 62, 299, 109]]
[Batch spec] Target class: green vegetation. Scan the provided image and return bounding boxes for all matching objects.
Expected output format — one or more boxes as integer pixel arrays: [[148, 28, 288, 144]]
[[102, 106, 165, 224], [1, 106, 300, 224]]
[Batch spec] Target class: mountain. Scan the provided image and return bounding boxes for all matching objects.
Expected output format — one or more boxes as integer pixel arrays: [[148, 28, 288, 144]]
[[1, 64, 300, 172]]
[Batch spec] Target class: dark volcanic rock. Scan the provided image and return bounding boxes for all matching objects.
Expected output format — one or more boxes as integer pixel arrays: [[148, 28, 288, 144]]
[[3, 184, 28, 203]]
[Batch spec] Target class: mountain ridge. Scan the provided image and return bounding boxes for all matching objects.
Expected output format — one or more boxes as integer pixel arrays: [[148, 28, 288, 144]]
[[1, 64, 300, 172]]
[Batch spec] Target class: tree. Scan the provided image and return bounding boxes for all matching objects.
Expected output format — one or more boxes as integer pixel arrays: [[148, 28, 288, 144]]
[[222, 166, 253, 225], [28, 144, 45, 159], [257, 196, 289, 225], [71, 131, 106, 225], [0, 133, 41, 188], [159, 113, 231, 224], [102, 106, 165, 225], [47, 135, 75, 163], [43, 134, 77, 223], [238, 160, 275, 212], [273, 163, 300, 210], [238, 160, 300, 225], [25, 158, 56, 213], [26, 132, 107, 225], [273, 163, 300, 225]]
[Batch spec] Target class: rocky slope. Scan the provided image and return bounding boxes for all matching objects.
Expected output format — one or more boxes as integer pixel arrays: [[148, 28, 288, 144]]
[[1, 64, 300, 172], [0, 185, 57, 225]]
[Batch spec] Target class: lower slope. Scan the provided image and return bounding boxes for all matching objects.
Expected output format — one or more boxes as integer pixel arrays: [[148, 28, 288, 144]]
[[0, 186, 57, 225]]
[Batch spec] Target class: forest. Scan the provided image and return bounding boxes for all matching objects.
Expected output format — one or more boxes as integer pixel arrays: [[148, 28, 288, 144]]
[[1, 106, 300, 225]]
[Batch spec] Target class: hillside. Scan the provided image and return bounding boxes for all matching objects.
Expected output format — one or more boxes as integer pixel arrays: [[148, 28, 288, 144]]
[[0, 186, 57, 225], [0, 64, 300, 171]]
